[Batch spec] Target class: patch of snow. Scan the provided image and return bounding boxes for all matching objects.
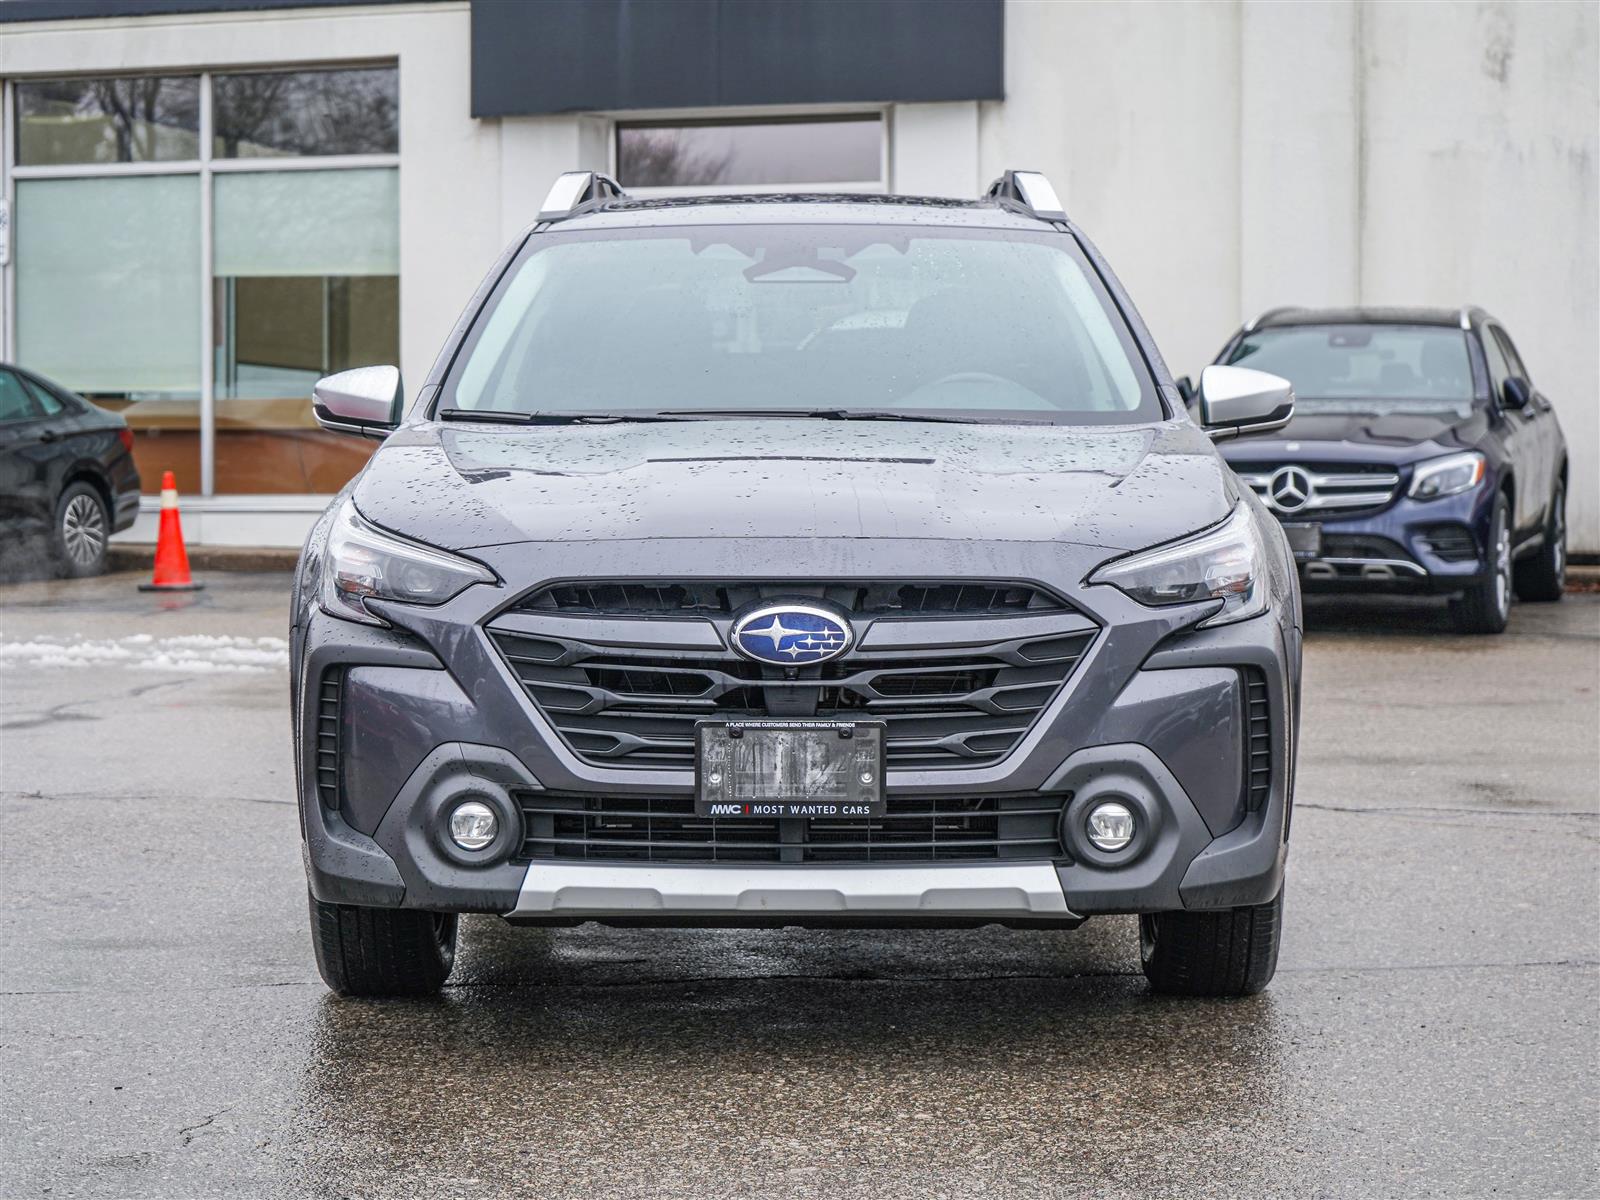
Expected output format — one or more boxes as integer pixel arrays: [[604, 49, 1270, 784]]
[[0, 633, 289, 674]]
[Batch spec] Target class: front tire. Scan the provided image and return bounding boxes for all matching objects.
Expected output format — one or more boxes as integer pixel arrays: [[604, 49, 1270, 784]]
[[1451, 494, 1511, 634], [308, 892, 457, 997], [1514, 480, 1566, 602], [52, 482, 110, 578], [1140, 888, 1283, 997]]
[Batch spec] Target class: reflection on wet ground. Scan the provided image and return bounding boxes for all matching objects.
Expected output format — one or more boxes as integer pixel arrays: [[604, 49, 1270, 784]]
[[291, 919, 1299, 1199]]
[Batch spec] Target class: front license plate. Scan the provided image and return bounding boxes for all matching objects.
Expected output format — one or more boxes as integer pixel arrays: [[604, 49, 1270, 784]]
[[1281, 522, 1322, 559], [696, 720, 885, 818]]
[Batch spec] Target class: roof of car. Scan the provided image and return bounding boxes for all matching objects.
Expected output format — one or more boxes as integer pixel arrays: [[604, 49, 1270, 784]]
[[548, 192, 1059, 233], [1248, 306, 1489, 330]]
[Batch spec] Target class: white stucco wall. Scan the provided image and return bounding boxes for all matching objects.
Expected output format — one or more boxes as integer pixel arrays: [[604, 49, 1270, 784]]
[[984, 0, 1598, 548], [1, 0, 1595, 548]]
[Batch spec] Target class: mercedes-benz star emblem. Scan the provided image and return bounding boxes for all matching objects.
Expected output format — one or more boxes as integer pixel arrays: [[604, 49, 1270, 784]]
[[1268, 465, 1314, 513]]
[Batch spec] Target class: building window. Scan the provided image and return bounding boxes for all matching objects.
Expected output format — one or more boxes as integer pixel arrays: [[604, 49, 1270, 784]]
[[213, 168, 398, 493], [16, 175, 204, 485], [15, 75, 201, 166], [213, 67, 398, 158], [9, 65, 398, 497], [615, 115, 883, 190]]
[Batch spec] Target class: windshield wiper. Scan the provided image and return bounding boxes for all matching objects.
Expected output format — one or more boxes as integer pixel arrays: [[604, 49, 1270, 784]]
[[653, 408, 1013, 425], [441, 406, 1045, 427], [438, 408, 673, 426]]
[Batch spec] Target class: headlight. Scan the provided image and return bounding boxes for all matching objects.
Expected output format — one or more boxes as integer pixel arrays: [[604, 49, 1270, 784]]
[[320, 496, 495, 626], [1089, 503, 1268, 628], [1408, 451, 1485, 501]]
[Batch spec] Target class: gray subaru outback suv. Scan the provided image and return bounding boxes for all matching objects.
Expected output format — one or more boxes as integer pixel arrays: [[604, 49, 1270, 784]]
[[292, 170, 1302, 998]]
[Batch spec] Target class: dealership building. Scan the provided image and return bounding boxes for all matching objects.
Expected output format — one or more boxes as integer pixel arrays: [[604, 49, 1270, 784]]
[[0, 0, 1594, 550]]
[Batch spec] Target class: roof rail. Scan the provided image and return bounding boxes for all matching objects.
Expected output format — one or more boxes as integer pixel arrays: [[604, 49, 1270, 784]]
[[538, 170, 626, 221], [1243, 306, 1303, 333], [984, 170, 1066, 221]]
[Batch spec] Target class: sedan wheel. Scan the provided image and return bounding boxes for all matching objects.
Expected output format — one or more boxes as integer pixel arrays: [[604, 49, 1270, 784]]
[[54, 484, 110, 578]]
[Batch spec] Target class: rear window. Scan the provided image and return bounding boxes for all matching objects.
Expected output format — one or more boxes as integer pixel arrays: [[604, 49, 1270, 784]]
[[1227, 325, 1476, 413], [440, 224, 1160, 425]]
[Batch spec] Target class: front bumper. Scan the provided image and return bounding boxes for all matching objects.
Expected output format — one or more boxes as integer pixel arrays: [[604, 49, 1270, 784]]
[[1285, 487, 1492, 595], [296, 537, 1298, 925]]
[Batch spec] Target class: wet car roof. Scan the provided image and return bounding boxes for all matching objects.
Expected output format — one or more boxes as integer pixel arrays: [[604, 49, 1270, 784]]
[[1252, 306, 1477, 329], [550, 193, 1057, 233]]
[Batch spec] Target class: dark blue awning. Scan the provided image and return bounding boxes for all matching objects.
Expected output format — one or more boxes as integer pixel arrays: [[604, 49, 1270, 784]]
[[470, 0, 1004, 118]]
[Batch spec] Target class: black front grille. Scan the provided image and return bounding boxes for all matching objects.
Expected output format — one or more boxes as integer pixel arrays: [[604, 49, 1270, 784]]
[[315, 670, 343, 809], [516, 791, 1069, 864], [1318, 534, 1413, 562], [513, 579, 1064, 618], [487, 622, 1095, 768], [1417, 523, 1478, 562], [1244, 669, 1270, 812]]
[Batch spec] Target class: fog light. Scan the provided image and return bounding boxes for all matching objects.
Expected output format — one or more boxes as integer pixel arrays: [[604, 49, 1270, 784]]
[[1086, 801, 1135, 852], [449, 800, 498, 851]]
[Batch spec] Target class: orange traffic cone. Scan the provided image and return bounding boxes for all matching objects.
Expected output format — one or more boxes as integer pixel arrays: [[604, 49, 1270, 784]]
[[138, 471, 205, 592]]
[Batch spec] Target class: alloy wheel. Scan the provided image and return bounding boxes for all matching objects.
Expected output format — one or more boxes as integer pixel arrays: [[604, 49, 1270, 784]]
[[62, 494, 107, 566], [1552, 494, 1566, 582], [1493, 511, 1511, 619]]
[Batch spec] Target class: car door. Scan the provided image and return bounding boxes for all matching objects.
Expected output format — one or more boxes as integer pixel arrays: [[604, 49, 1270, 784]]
[[0, 368, 56, 537], [1478, 325, 1541, 534], [1490, 326, 1556, 524]]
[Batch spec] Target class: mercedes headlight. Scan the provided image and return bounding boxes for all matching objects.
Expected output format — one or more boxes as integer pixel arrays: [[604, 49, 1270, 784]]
[[320, 496, 495, 626], [1407, 451, 1485, 501], [1089, 503, 1267, 628]]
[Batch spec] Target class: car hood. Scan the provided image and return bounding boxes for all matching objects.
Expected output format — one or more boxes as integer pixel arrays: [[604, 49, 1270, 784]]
[[1217, 406, 1487, 465], [353, 418, 1235, 553]]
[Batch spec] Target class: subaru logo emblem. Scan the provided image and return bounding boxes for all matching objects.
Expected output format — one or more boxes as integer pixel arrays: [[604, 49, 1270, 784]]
[[1268, 465, 1314, 513], [731, 603, 853, 666]]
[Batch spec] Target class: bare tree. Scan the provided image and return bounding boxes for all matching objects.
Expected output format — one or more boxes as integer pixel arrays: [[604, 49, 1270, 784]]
[[617, 130, 734, 187]]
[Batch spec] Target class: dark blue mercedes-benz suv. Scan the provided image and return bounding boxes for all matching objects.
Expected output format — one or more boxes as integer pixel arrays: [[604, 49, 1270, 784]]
[[1195, 308, 1568, 634], [292, 171, 1305, 1000]]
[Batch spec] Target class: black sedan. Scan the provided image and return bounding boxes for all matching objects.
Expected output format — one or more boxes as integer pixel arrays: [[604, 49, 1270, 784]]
[[0, 364, 141, 577], [1191, 307, 1567, 634]]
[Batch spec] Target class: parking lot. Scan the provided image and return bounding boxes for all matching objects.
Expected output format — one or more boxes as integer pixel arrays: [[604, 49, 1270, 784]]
[[1, 571, 1596, 1199]]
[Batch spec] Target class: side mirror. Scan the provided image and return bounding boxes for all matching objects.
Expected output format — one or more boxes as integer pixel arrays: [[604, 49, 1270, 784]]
[[312, 365, 403, 439], [1502, 376, 1532, 410], [1197, 364, 1294, 441]]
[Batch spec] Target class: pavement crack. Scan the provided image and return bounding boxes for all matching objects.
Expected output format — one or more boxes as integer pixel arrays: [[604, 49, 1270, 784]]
[[1298, 801, 1597, 818], [177, 1107, 233, 1146], [0, 788, 292, 807], [0, 701, 102, 731], [0, 678, 189, 730]]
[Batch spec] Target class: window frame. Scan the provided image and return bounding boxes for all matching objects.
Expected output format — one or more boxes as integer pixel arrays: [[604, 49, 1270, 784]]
[[1, 63, 399, 495], [1489, 325, 1531, 385], [0, 366, 47, 426], [18, 372, 65, 417], [1480, 325, 1513, 399]]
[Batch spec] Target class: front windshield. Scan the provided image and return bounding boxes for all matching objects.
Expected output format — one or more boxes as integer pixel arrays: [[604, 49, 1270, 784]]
[[1227, 324, 1477, 415], [440, 223, 1160, 424]]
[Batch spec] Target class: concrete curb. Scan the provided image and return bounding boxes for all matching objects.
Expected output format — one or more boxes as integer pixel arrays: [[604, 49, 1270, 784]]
[[110, 544, 299, 573]]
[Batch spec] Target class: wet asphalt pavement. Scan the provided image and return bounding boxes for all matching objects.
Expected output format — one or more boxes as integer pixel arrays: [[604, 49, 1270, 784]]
[[1, 571, 1596, 1199]]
